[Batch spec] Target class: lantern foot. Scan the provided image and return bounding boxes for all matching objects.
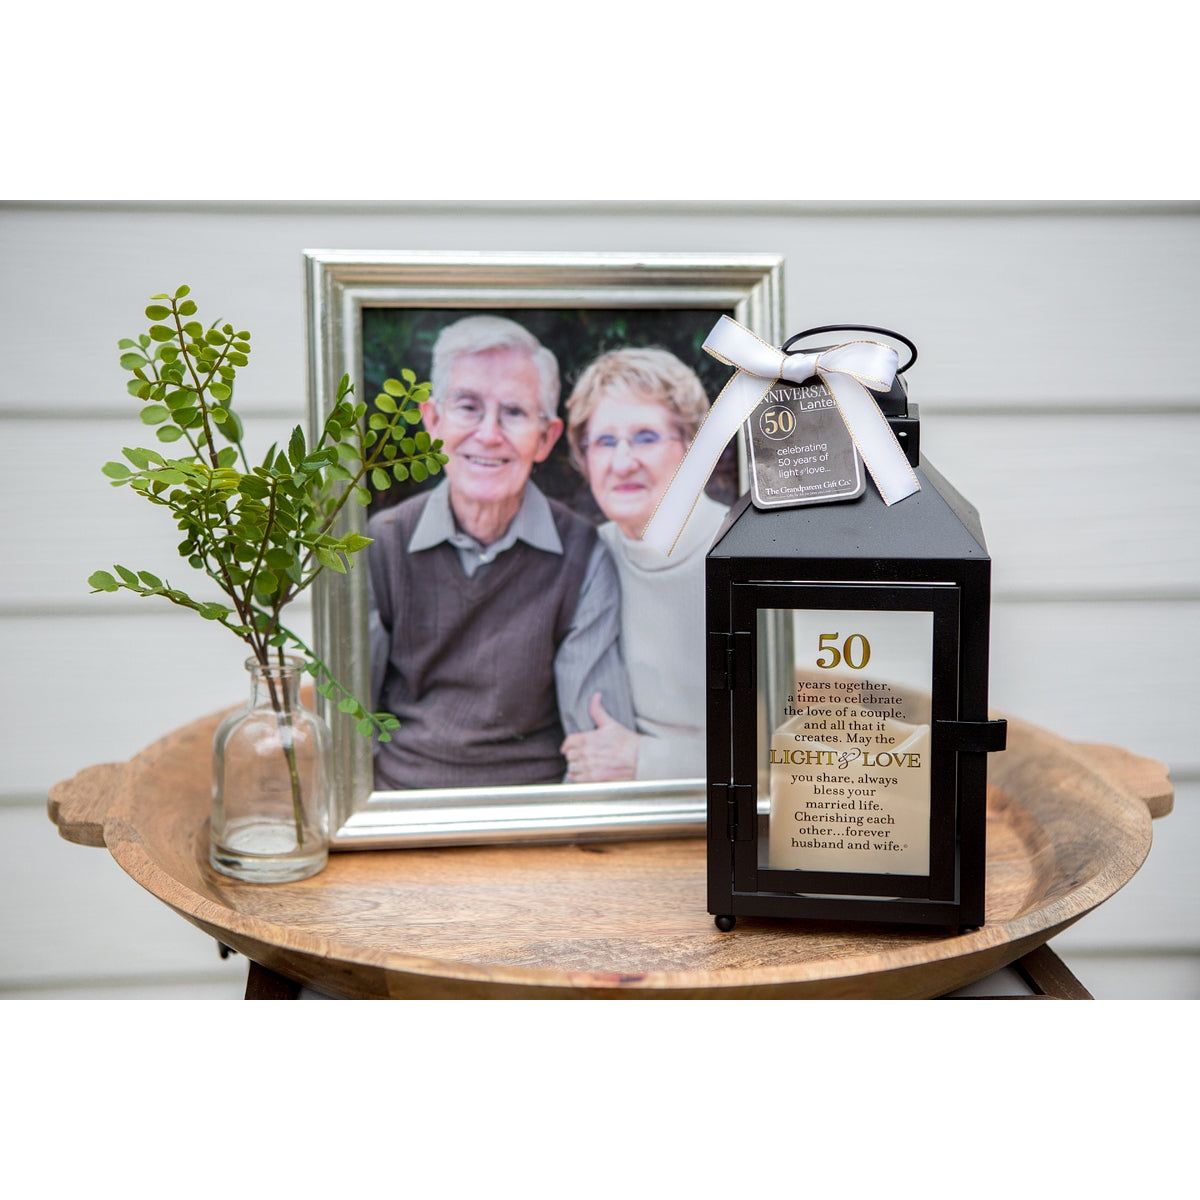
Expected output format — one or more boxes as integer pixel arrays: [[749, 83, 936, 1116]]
[[714, 915, 737, 932]]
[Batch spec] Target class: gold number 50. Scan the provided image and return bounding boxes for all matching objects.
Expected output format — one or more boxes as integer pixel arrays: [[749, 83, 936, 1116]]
[[816, 633, 871, 670]]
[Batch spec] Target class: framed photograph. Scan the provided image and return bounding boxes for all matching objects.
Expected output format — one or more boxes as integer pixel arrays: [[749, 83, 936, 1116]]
[[305, 251, 784, 848]]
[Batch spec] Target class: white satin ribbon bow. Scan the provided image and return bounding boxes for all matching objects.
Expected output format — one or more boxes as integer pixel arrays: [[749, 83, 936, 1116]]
[[641, 316, 921, 555]]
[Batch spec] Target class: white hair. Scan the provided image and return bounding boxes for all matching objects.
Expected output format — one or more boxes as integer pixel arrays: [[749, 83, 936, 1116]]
[[430, 315, 560, 420]]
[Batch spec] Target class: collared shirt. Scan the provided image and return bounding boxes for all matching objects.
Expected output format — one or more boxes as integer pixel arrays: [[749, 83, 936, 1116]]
[[409, 475, 565, 578], [369, 480, 635, 738]]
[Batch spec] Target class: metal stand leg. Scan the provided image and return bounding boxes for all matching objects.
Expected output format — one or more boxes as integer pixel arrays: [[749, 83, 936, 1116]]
[[244, 961, 302, 1000]]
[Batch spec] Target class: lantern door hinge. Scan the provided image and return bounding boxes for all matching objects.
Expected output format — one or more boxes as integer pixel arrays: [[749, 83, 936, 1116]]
[[707, 632, 752, 691], [935, 718, 1008, 753], [711, 783, 755, 842]]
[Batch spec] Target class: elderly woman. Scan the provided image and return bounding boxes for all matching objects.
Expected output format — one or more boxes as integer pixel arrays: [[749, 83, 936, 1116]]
[[561, 347, 728, 782]]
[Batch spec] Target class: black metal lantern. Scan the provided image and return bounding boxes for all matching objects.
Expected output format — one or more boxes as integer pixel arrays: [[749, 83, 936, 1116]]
[[705, 330, 1006, 932]]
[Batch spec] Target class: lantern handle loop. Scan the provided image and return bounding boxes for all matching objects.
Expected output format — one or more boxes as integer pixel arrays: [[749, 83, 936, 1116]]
[[783, 325, 918, 375]]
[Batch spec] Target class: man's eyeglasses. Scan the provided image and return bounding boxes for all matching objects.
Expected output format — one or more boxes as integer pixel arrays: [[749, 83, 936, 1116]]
[[441, 397, 547, 435], [581, 430, 683, 457]]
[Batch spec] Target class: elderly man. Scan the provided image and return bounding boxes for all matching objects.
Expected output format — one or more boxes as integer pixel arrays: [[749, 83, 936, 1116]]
[[367, 315, 635, 789]]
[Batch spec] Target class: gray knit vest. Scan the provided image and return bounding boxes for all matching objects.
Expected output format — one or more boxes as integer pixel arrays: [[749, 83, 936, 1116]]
[[370, 492, 596, 789]]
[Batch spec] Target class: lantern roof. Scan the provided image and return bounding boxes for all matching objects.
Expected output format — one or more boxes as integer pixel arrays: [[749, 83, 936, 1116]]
[[710, 457, 989, 563]]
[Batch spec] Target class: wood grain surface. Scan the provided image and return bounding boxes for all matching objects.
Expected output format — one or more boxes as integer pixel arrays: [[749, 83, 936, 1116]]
[[48, 714, 1171, 999]]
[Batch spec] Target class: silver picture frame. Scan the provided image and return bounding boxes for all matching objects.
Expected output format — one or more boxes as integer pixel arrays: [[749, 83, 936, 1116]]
[[304, 250, 784, 849]]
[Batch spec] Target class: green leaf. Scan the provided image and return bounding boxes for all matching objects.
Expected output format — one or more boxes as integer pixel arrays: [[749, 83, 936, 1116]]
[[174, 284, 191, 299], [219, 410, 244, 443], [120, 352, 149, 370], [145, 305, 171, 320], [401, 368, 416, 385], [125, 379, 145, 397], [391, 462, 409, 482], [115, 564, 140, 586], [375, 393, 397, 414], [353, 486, 371, 507], [402, 407, 422, 425], [216, 447, 238, 469], [265, 547, 292, 569], [382, 378, 406, 397], [156, 426, 184, 443], [179, 299, 197, 316], [209, 382, 232, 402], [368, 413, 388, 430], [411, 462, 428, 484], [139, 405, 169, 425], [253, 570, 279, 598], [204, 329, 226, 346], [426, 457, 442, 475], [227, 352, 248, 367], [199, 603, 229, 620], [209, 407, 229, 424], [288, 426, 306, 468], [400, 436, 416, 455], [137, 570, 162, 588], [148, 324, 175, 342], [337, 697, 358, 714], [122, 446, 162, 469], [356, 718, 373, 736], [239, 475, 269, 499], [370, 467, 390, 490], [88, 570, 119, 592], [183, 321, 203, 339], [117, 338, 137, 349], [102, 461, 132, 479], [342, 533, 372, 553], [415, 430, 431, 452], [317, 681, 336, 699], [315, 546, 346, 574]]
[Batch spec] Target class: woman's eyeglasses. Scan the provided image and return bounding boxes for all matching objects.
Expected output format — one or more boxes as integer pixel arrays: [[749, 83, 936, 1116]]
[[582, 430, 683, 457]]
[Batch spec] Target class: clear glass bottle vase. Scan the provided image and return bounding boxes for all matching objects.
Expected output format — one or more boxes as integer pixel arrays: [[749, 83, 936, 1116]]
[[210, 656, 331, 883]]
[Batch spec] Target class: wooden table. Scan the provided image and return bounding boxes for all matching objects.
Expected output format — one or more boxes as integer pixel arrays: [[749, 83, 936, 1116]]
[[48, 714, 1172, 999]]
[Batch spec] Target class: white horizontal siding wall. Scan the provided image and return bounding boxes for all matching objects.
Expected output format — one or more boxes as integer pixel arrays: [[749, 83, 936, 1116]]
[[1, 202, 1196, 999]]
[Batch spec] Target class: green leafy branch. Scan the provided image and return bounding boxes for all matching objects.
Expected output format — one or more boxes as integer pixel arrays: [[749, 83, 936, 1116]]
[[90, 284, 441, 746]]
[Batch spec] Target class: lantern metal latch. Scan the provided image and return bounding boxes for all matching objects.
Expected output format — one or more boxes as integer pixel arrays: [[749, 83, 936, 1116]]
[[934, 718, 1009, 753]]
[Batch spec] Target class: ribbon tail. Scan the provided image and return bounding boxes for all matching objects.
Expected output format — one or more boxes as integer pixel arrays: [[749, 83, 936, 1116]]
[[642, 368, 773, 555], [822, 371, 921, 506]]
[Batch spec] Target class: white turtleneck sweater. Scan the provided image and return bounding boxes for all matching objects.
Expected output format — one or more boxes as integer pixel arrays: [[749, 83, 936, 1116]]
[[598, 493, 729, 780]]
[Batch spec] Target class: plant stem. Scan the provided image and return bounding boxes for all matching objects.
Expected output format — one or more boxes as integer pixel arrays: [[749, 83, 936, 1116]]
[[254, 649, 306, 849]]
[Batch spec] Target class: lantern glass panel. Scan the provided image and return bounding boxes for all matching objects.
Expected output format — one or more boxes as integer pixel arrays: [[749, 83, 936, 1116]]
[[756, 606, 934, 877]]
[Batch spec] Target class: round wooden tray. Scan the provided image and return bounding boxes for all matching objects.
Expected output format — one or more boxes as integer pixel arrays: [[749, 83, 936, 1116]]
[[49, 714, 1172, 999]]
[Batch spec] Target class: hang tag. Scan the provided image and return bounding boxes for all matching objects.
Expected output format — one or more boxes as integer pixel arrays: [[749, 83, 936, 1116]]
[[748, 380, 865, 509]]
